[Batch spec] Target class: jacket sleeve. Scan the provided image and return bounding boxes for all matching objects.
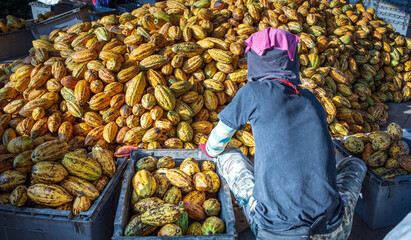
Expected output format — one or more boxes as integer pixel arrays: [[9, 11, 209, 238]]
[[205, 121, 236, 157]]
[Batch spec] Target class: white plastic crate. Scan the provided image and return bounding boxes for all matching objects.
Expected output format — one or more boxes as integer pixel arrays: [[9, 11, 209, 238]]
[[363, 0, 411, 37], [29, 1, 73, 20]]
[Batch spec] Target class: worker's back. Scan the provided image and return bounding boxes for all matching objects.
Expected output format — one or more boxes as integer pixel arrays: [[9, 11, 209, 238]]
[[218, 79, 343, 233]]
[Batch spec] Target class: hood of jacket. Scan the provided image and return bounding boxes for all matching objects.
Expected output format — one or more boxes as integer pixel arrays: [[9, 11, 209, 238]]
[[244, 28, 301, 84]]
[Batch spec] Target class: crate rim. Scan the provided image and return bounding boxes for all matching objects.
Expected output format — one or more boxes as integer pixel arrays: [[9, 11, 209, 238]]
[[112, 149, 237, 239], [0, 157, 128, 221], [32, 6, 86, 27], [334, 131, 411, 185], [0, 27, 33, 36]]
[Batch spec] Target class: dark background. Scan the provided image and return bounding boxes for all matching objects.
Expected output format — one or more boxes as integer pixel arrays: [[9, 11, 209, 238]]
[[0, 0, 35, 19]]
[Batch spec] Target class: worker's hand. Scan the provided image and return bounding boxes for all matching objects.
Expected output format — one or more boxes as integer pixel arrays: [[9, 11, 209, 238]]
[[199, 144, 213, 159]]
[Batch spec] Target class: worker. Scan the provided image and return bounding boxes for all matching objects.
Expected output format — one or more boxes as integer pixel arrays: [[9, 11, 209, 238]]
[[199, 28, 367, 239], [91, 0, 115, 8]]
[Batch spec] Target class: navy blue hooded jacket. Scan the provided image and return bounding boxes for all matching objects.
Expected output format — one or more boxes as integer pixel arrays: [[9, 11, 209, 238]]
[[217, 46, 343, 234]]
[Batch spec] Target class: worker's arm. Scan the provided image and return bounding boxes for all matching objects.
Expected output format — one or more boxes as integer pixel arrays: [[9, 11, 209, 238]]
[[200, 121, 236, 158]]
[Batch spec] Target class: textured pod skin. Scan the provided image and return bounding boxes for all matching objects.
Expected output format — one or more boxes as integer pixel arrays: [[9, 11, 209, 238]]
[[207, 49, 233, 64], [58, 121, 73, 142], [92, 175, 109, 193], [174, 210, 188, 234], [103, 122, 118, 143], [203, 170, 220, 193], [129, 43, 157, 61], [180, 201, 207, 221], [0, 170, 26, 192], [157, 156, 175, 169], [84, 126, 104, 146], [117, 66, 140, 83], [379, 168, 408, 179], [27, 183, 73, 207], [386, 158, 401, 169], [31, 161, 68, 184], [371, 134, 391, 151], [191, 121, 213, 135], [126, 72, 146, 106], [48, 112, 62, 133], [158, 224, 183, 236], [71, 49, 97, 63], [1, 154, 15, 174], [33, 135, 59, 147], [74, 80, 91, 105], [180, 158, 200, 177], [398, 155, 411, 171], [235, 130, 255, 147], [202, 216, 225, 235], [164, 138, 184, 148], [29, 66, 52, 89], [124, 216, 157, 236], [193, 172, 211, 191], [32, 139, 68, 163], [61, 176, 100, 200], [344, 136, 364, 154], [389, 141, 410, 158], [84, 111, 104, 128], [187, 222, 202, 235], [174, 100, 194, 121], [91, 146, 116, 177], [154, 85, 176, 111], [133, 197, 164, 214], [62, 152, 102, 181], [171, 42, 204, 57], [136, 156, 157, 172], [163, 186, 182, 205], [201, 160, 216, 172], [183, 56, 204, 73], [154, 119, 173, 131], [133, 170, 157, 198], [183, 190, 206, 206], [10, 185, 28, 207], [166, 169, 191, 188], [140, 203, 184, 226], [154, 173, 170, 198], [387, 122, 402, 140], [89, 92, 111, 110], [142, 128, 163, 143], [72, 195, 91, 216], [203, 198, 221, 216], [140, 55, 169, 70], [177, 122, 193, 142], [7, 136, 34, 154], [368, 151, 388, 167]]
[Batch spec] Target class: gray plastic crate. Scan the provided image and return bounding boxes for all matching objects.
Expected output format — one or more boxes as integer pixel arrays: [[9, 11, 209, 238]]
[[0, 157, 128, 240], [335, 131, 411, 229], [0, 28, 34, 61], [29, 1, 74, 20], [112, 149, 237, 240], [363, 0, 411, 37], [31, 6, 91, 39]]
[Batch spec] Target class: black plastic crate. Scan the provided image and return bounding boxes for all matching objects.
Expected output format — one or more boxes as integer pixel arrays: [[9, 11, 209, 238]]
[[0, 28, 34, 61], [335, 130, 411, 229], [88, 6, 118, 22], [112, 149, 237, 240], [117, 3, 142, 14], [0, 158, 128, 240]]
